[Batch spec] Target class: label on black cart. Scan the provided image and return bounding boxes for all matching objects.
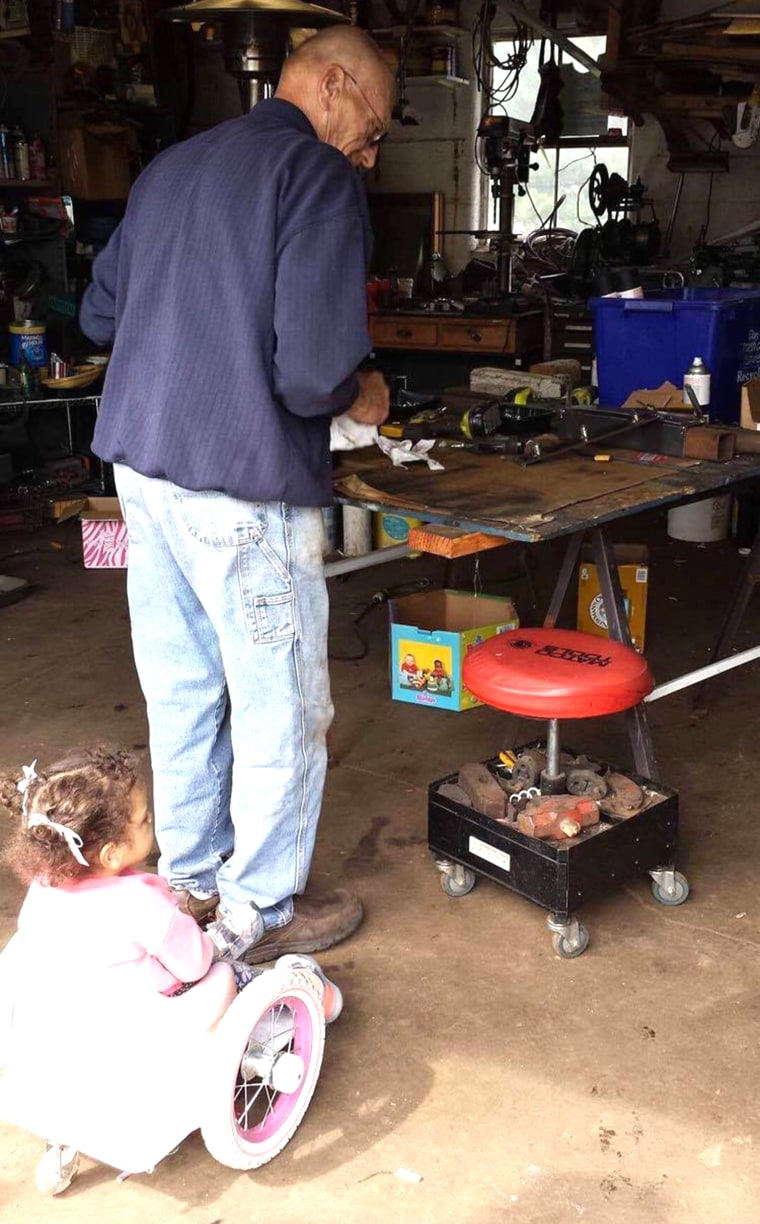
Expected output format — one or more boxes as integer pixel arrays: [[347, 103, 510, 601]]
[[469, 835, 511, 873]]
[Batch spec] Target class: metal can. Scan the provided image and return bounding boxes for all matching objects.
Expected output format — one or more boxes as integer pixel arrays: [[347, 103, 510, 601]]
[[683, 356, 711, 409], [0, 126, 13, 179], [9, 321, 48, 368]]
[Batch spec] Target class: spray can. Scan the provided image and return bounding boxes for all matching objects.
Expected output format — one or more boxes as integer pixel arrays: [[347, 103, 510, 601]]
[[0, 126, 13, 179], [12, 128, 29, 181], [28, 136, 46, 181], [683, 356, 711, 410]]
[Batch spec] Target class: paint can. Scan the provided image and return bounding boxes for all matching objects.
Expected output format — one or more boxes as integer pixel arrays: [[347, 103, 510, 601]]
[[373, 512, 422, 554]]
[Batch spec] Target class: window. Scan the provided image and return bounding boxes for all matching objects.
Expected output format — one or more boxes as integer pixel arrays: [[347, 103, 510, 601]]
[[486, 35, 630, 236]]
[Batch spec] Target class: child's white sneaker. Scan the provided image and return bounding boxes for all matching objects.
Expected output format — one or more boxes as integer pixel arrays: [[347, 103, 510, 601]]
[[36, 1144, 79, 1196], [276, 953, 344, 1023]]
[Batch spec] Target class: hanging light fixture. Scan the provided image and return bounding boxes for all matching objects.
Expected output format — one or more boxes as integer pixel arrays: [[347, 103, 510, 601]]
[[160, 0, 348, 113]]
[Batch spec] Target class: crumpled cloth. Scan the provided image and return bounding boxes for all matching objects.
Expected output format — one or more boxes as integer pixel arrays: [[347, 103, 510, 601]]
[[376, 436, 444, 471], [330, 413, 379, 451], [329, 411, 444, 471]]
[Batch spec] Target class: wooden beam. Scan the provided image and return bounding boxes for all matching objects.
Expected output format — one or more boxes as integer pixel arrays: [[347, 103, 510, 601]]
[[661, 41, 760, 63], [407, 524, 510, 559]]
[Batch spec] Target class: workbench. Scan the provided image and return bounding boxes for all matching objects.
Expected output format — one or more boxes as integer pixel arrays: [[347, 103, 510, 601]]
[[332, 444, 760, 781]]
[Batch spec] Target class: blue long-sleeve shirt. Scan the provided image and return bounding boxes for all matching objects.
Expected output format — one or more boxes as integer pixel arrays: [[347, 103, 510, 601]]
[[81, 99, 373, 505]]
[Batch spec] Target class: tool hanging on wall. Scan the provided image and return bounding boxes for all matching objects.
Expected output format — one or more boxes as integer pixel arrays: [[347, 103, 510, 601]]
[[529, 3, 563, 144]]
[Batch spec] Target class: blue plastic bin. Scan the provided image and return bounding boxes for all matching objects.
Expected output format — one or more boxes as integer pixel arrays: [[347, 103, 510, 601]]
[[591, 289, 760, 423]]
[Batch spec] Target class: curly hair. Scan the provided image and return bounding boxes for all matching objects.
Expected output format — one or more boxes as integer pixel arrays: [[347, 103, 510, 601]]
[[1, 747, 141, 887]]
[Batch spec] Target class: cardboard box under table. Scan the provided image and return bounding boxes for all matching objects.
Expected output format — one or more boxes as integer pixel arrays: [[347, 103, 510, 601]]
[[79, 498, 128, 569], [390, 590, 519, 711], [577, 545, 648, 652]]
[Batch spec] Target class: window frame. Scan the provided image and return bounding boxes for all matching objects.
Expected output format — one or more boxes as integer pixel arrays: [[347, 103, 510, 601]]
[[481, 32, 631, 237]]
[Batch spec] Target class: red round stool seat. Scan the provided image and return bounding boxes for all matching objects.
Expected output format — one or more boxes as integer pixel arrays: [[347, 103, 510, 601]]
[[463, 628, 654, 719]]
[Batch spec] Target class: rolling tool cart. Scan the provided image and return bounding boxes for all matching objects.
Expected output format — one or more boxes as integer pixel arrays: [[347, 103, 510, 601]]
[[428, 629, 689, 957]]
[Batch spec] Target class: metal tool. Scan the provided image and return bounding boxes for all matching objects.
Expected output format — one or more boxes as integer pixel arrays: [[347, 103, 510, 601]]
[[555, 404, 738, 463], [437, 436, 536, 456], [508, 786, 541, 813], [522, 409, 661, 465]]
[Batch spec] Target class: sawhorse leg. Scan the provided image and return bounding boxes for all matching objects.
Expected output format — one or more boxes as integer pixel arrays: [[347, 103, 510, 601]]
[[691, 521, 760, 719], [543, 525, 659, 782]]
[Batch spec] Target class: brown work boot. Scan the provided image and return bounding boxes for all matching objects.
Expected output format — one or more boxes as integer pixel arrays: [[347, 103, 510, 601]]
[[243, 888, 363, 966], [174, 889, 220, 928]]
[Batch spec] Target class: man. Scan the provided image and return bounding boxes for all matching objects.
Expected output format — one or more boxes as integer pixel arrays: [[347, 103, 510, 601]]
[[80, 26, 394, 963]]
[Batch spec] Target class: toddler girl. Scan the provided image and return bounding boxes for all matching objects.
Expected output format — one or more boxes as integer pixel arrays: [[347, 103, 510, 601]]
[[0, 746, 341, 1194]]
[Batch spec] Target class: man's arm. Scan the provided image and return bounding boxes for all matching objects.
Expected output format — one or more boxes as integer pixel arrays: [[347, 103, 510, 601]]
[[272, 204, 376, 420], [79, 223, 123, 346]]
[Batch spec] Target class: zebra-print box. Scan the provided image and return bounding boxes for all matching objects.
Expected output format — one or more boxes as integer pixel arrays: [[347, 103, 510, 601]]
[[80, 498, 128, 569]]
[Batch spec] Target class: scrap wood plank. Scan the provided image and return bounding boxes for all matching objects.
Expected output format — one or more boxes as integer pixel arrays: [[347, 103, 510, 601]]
[[407, 523, 511, 558]]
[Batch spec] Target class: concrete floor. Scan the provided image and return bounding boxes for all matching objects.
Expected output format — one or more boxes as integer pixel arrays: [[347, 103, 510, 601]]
[[1, 511, 760, 1223]]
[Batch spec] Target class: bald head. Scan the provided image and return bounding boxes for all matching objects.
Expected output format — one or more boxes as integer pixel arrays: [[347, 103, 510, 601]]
[[277, 25, 396, 168], [282, 26, 393, 88]]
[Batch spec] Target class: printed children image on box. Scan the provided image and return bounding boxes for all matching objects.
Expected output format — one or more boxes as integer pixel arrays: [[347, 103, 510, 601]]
[[398, 643, 454, 697]]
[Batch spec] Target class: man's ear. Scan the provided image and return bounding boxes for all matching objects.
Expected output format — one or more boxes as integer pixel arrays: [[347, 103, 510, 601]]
[[318, 64, 344, 111], [99, 842, 123, 872]]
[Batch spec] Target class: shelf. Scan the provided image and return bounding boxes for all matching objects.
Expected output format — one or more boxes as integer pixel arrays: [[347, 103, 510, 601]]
[[0, 25, 30, 39], [373, 25, 467, 38], [406, 75, 470, 87], [0, 179, 57, 189], [0, 230, 63, 246]]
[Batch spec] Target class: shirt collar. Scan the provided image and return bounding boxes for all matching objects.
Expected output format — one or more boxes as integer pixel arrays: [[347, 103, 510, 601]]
[[246, 97, 317, 140]]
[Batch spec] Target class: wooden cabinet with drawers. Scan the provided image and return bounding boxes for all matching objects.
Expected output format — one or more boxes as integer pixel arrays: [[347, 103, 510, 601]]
[[369, 310, 544, 356]]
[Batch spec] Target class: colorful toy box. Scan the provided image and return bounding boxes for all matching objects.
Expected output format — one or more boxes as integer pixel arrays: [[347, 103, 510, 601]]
[[389, 589, 519, 711]]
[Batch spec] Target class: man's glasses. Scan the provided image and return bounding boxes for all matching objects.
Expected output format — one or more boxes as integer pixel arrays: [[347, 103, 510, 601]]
[[343, 68, 388, 147]]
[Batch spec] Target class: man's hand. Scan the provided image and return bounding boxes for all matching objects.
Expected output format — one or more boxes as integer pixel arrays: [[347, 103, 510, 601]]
[[347, 369, 390, 425]]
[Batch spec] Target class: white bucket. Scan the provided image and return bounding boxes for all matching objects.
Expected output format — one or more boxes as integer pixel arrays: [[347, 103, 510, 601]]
[[667, 495, 731, 543], [341, 505, 372, 555]]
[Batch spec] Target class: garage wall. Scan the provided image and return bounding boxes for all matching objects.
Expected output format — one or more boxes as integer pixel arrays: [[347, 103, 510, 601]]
[[367, 0, 483, 274], [631, 117, 760, 263]]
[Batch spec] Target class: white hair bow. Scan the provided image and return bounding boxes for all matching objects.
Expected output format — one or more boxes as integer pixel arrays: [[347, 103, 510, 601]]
[[26, 811, 89, 867], [16, 759, 38, 814]]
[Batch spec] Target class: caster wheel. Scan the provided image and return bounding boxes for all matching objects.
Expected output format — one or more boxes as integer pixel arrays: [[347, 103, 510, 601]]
[[651, 871, 689, 906], [439, 867, 476, 898], [552, 924, 589, 959]]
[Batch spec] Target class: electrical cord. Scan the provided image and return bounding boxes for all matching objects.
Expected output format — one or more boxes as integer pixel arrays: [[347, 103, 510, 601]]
[[472, 1, 533, 109], [328, 577, 434, 662]]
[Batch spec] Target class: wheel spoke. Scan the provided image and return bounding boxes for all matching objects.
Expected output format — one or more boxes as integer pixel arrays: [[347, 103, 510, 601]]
[[234, 1001, 298, 1132]]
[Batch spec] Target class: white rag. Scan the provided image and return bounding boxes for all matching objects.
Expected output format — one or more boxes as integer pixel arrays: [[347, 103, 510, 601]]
[[329, 411, 444, 472], [376, 436, 445, 471], [329, 414, 379, 451]]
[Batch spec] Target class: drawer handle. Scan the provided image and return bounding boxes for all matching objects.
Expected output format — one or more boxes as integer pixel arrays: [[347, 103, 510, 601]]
[[468, 330, 482, 342], [397, 328, 413, 338]]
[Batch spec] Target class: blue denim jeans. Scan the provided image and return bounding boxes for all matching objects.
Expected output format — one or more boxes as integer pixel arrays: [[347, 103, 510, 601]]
[[114, 465, 333, 936]]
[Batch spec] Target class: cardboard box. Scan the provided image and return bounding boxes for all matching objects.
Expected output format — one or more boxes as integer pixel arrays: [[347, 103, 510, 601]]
[[740, 378, 760, 431], [58, 121, 133, 201], [622, 380, 689, 411], [577, 545, 648, 652], [389, 589, 519, 711], [79, 498, 128, 569]]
